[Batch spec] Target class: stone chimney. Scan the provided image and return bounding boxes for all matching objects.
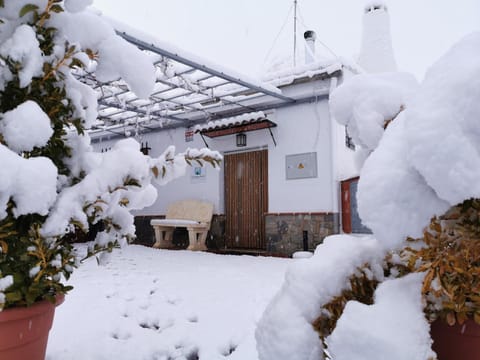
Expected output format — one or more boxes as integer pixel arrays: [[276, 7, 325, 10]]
[[357, 2, 397, 73]]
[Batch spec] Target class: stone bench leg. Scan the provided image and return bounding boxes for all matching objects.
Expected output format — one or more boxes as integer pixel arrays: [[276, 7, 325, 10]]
[[186, 229, 208, 251], [152, 226, 175, 249]]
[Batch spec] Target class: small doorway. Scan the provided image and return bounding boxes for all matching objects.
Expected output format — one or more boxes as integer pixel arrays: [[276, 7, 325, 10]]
[[224, 149, 268, 249]]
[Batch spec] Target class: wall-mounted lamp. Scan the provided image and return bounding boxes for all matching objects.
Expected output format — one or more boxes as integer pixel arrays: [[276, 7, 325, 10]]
[[140, 142, 151, 155], [236, 133, 247, 147]]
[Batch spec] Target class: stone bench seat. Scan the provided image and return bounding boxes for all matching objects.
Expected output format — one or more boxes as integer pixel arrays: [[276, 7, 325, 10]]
[[150, 200, 213, 251]]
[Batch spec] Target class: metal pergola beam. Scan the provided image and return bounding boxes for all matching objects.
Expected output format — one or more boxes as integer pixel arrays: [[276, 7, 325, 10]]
[[98, 99, 188, 125], [84, 29, 341, 141], [116, 31, 296, 104]]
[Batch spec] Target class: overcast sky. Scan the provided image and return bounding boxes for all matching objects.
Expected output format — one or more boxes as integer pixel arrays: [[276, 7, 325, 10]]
[[93, 0, 480, 81]]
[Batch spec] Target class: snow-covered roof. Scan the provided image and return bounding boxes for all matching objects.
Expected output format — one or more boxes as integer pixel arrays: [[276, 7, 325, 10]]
[[194, 111, 272, 136], [83, 15, 343, 140], [263, 59, 343, 88]]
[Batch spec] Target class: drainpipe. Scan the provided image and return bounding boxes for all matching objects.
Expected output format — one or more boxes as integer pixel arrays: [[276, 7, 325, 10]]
[[328, 76, 341, 232]]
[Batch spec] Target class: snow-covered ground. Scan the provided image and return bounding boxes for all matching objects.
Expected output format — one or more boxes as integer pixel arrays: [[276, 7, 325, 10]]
[[46, 244, 292, 360]]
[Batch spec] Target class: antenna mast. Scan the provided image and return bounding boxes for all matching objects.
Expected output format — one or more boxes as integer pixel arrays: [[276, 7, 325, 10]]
[[293, 0, 297, 67]]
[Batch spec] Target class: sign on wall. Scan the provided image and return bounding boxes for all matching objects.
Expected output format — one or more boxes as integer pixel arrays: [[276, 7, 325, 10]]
[[185, 128, 194, 142], [191, 166, 206, 178], [190, 166, 207, 184], [285, 152, 318, 180]]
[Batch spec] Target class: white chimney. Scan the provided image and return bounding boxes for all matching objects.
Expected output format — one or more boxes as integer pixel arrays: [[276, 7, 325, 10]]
[[357, 2, 397, 73], [304, 30, 316, 64]]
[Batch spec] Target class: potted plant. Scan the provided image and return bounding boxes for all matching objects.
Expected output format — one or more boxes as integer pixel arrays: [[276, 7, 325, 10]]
[[401, 199, 480, 360], [311, 200, 480, 360], [0, 2, 220, 359]]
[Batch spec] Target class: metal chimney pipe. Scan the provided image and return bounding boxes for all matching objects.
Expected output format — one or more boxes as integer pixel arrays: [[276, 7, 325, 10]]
[[304, 30, 316, 64]]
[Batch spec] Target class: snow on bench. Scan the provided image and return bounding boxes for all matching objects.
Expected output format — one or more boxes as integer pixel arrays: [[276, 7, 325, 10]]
[[150, 200, 213, 251]]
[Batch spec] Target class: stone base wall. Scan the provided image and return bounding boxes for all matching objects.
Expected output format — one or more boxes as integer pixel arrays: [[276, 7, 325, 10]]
[[133, 216, 157, 246], [265, 213, 340, 256], [134, 213, 338, 257], [207, 215, 226, 249]]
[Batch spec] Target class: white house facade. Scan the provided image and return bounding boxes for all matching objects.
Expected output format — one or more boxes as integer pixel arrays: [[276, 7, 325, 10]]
[[92, 54, 358, 255], [88, 3, 398, 256]]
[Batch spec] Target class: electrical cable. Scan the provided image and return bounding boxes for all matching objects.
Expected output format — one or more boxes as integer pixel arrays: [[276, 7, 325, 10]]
[[262, 2, 295, 66], [297, 4, 339, 59]]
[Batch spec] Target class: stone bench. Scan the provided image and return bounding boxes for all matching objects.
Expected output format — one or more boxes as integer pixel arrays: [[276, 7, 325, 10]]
[[150, 200, 213, 251]]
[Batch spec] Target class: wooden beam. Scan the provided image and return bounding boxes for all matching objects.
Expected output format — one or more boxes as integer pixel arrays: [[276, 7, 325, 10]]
[[199, 120, 277, 138]]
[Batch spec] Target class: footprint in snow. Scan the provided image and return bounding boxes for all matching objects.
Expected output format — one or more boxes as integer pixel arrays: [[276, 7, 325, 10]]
[[124, 295, 136, 302], [172, 345, 199, 360], [139, 302, 150, 310], [221, 343, 238, 357], [187, 315, 198, 323], [105, 291, 118, 299], [110, 330, 131, 340], [166, 297, 181, 305], [139, 319, 174, 333], [139, 322, 161, 331], [186, 349, 199, 360]]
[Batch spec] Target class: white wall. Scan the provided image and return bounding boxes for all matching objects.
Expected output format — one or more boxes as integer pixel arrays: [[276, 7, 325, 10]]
[[92, 77, 356, 216], [268, 99, 334, 212], [93, 127, 222, 215], [141, 128, 222, 215], [330, 70, 361, 183]]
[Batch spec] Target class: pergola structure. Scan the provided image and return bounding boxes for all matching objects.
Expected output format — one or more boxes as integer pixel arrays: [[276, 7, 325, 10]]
[[79, 26, 342, 141]]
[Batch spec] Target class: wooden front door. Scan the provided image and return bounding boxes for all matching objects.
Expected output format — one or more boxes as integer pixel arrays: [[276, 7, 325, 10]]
[[224, 149, 268, 249]]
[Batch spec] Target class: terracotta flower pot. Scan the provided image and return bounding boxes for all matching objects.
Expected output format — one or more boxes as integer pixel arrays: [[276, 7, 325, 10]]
[[0, 295, 65, 360], [431, 318, 480, 360]]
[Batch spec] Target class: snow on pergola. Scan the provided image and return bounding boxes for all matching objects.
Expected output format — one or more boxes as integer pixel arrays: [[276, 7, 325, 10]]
[[78, 19, 343, 140]]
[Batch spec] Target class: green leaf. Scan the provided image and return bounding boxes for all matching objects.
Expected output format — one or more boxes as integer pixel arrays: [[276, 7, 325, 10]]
[[0, 0, 4, 8], [19, 4, 39, 17], [50, 4, 64, 13], [70, 58, 84, 69], [5, 291, 23, 303]]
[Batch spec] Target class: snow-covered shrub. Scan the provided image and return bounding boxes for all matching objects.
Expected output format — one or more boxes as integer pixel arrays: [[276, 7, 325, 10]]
[[358, 31, 480, 248], [325, 273, 436, 360], [257, 31, 480, 360], [312, 253, 410, 347], [329, 71, 418, 168], [0, 1, 220, 310], [255, 235, 387, 360], [402, 199, 480, 326]]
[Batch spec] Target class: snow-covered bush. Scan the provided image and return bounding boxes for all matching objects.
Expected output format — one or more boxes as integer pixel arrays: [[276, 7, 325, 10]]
[[255, 235, 387, 360], [358, 32, 480, 249], [0, 1, 220, 310], [402, 199, 480, 326], [256, 32, 480, 360], [329, 71, 418, 168]]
